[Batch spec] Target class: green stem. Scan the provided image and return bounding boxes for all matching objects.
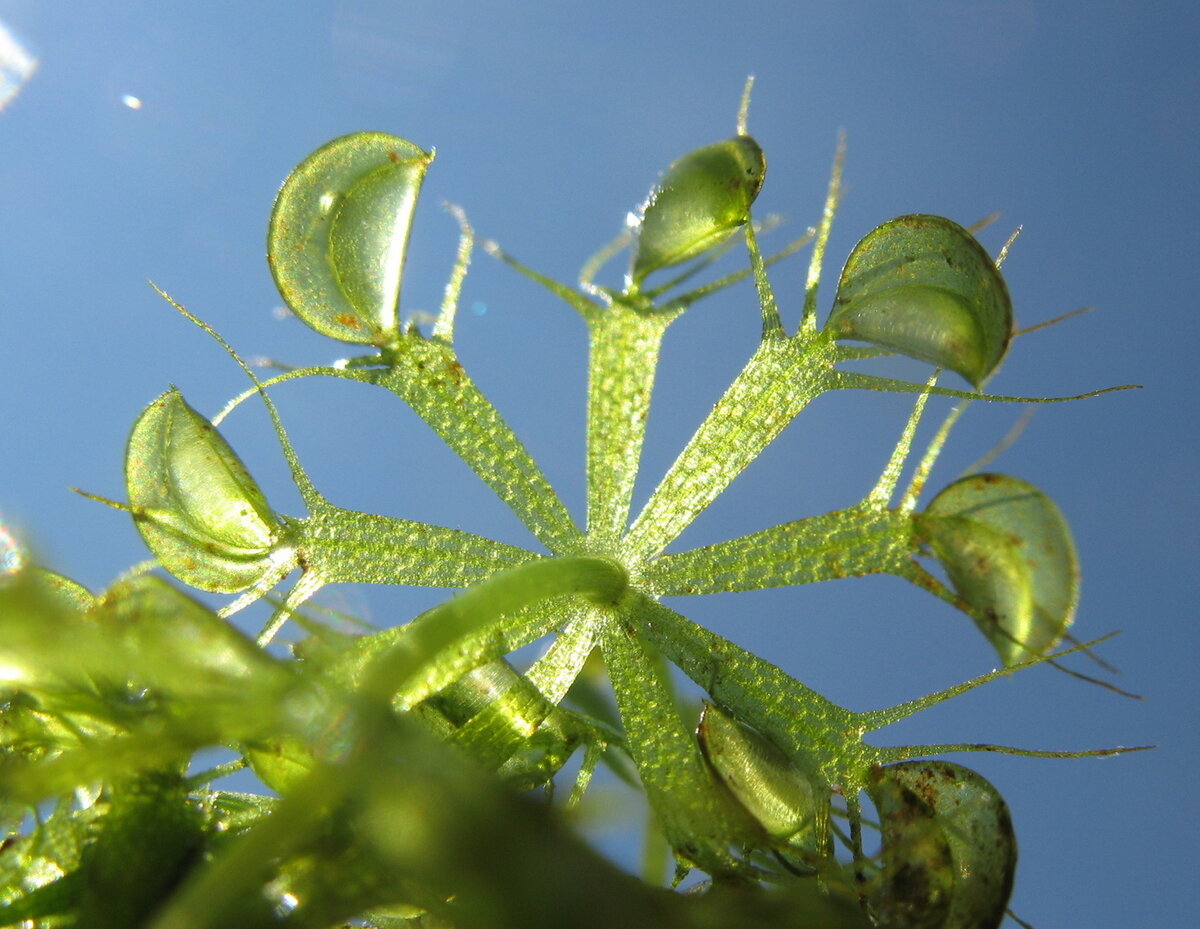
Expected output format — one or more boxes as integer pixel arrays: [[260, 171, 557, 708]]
[[800, 134, 844, 333], [355, 555, 628, 706], [857, 634, 1121, 732], [874, 742, 1150, 764]]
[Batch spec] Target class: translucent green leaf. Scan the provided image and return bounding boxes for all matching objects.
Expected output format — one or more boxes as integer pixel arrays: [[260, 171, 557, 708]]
[[0, 568, 284, 705], [244, 734, 315, 794], [630, 135, 765, 288], [33, 569, 95, 612], [827, 215, 1012, 387], [584, 307, 669, 548], [0, 533, 94, 615], [0, 799, 104, 919], [920, 473, 1078, 665], [298, 499, 537, 590], [75, 771, 205, 929], [869, 761, 1017, 929], [697, 702, 830, 859], [268, 131, 432, 346], [94, 575, 288, 700], [126, 388, 283, 593]]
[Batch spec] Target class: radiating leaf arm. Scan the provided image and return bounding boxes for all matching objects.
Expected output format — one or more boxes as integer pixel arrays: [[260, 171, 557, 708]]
[[627, 596, 880, 794], [296, 499, 538, 590], [221, 341, 583, 554], [641, 507, 916, 596], [365, 337, 583, 553], [624, 333, 838, 561], [600, 610, 758, 877], [585, 307, 672, 548], [524, 611, 601, 704]]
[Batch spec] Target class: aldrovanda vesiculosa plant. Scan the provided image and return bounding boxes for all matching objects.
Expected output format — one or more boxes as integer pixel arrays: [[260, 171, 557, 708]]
[[0, 83, 1145, 929]]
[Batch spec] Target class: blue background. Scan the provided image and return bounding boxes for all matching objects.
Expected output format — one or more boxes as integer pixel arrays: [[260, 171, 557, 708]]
[[0, 1, 1195, 925]]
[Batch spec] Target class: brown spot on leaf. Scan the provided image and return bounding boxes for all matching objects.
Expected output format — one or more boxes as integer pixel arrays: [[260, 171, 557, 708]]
[[445, 359, 466, 385]]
